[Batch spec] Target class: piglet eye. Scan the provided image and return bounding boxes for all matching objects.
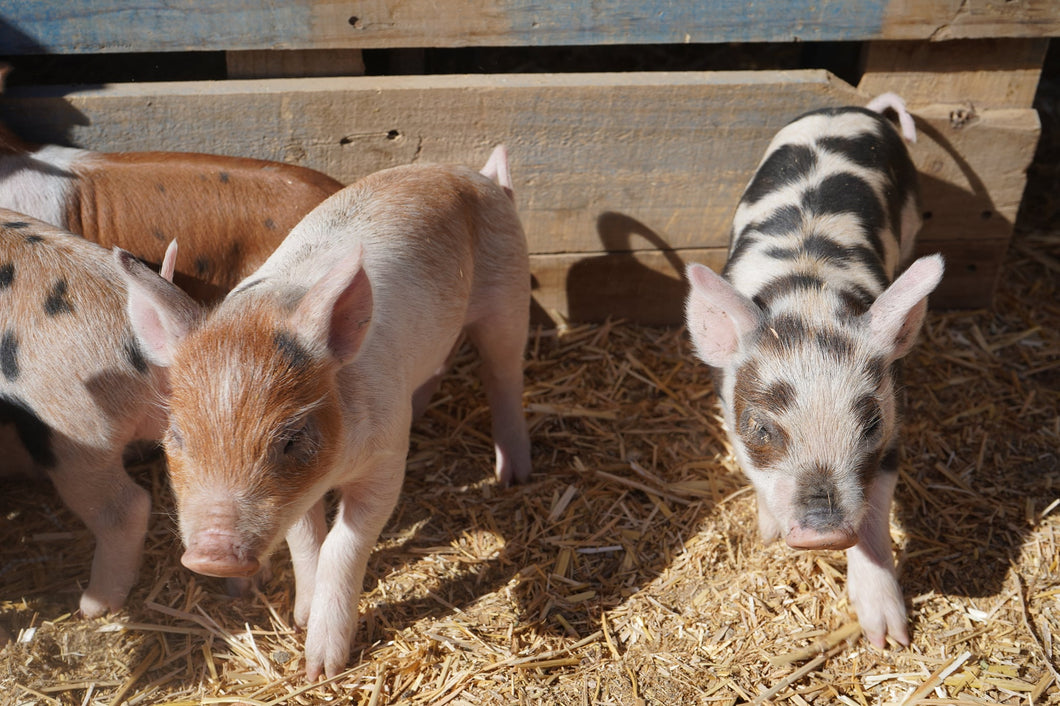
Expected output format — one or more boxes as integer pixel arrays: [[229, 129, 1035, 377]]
[[741, 410, 777, 447]]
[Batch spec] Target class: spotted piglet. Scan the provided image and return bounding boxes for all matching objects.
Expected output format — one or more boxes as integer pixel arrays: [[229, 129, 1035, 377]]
[[685, 94, 944, 647], [118, 146, 532, 679], [0, 210, 192, 617]]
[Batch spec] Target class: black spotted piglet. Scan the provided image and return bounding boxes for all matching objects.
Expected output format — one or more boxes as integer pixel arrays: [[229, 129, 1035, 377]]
[[0, 210, 189, 617], [685, 94, 943, 647]]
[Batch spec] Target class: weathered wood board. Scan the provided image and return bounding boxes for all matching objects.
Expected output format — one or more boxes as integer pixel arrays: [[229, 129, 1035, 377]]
[[0, 70, 1038, 322], [1, 0, 1058, 54]]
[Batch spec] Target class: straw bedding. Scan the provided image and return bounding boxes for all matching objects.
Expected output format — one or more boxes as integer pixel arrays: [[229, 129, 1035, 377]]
[[2, 87, 1060, 706]]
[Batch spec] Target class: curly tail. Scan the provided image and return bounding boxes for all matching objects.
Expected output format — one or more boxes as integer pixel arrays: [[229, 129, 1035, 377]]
[[867, 92, 917, 144]]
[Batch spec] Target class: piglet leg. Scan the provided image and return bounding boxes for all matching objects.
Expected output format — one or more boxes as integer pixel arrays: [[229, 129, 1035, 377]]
[[304, 455, 405, 680], [467, 311, 531, 486], [49, 455, 150, 617], [846, 469, 908, 647], [286, 498, 328, 627]]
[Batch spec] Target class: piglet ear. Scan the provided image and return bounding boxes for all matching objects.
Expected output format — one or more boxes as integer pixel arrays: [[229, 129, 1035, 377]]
[[867, 254, 944, 361], [113, 247, 203, 367], [160, 240, 179, 282], [292, 246, 373, 365], [684, 262, 762, 368]]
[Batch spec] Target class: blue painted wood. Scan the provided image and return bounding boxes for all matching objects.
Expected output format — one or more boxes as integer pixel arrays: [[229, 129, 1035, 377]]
[[1, 0, 1052, 55]]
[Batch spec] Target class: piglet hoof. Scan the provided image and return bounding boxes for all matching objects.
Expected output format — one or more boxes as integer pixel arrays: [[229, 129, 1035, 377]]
[[304, 612, 354, 680], [850, 577, 909, 648], [79, 589, 125, 619]]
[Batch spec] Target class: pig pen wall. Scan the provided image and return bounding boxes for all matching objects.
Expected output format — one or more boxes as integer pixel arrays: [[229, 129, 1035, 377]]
[[1, 1, 1055, 326]]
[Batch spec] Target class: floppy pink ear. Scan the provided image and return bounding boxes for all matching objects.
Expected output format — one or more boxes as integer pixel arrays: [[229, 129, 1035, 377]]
[[114, 247, 203, 367], [291, 247, 373, 365], [867, 254, 944, 361], [684, 263, 761, 367]]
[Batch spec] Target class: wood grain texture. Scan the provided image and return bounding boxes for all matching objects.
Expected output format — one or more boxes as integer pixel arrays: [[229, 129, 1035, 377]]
[[0, 72, 1031, 318], [1, 0, 1058, 54], [859, 38, 1048, 108]]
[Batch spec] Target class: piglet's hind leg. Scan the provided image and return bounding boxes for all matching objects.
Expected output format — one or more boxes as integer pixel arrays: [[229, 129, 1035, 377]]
[[49, 455, 150, 617]]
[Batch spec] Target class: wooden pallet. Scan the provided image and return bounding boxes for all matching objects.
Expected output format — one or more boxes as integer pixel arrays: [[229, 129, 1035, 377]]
[[0, 1, 1052, 324]]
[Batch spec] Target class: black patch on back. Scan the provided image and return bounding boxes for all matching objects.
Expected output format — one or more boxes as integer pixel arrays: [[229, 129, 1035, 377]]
[[273, 330, 313, 370], [219, 172, 230, 184], [44, 279, 74, 316], [752, 273, 824, 312], [1, 330, 19, 381], [0, 262, 14, 289], [722, 232, 758, 274], [264, 218, 277, 230], [818, 134, 886, 170], [0, 394, 57, 468], [801, 172, 885, 256], [124, 336, 150, 374], [151, 228, 166, 242], [3, 221, 30, 230], [741, 144, 818, 205], [25, 234, 44, 244]]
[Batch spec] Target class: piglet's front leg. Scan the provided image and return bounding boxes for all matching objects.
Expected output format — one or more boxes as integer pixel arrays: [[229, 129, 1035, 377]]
[[846, 470, 908, 648], [303, 457, 405, 681]]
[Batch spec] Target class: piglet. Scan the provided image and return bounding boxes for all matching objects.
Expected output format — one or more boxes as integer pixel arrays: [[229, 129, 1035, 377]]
[[118, 146, 532, 679], [0, 65, 342, 301], [685, 94, 943, 647], [0, 209, 189, 617]]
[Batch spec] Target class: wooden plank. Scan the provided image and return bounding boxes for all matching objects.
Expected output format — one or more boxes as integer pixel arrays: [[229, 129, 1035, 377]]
[[530, 236, 1002, 327], [1, 1, 1059, 55], [859, 38, 1048, 109], [0, 71, 863, 256], [0, 72, 1034, 255]]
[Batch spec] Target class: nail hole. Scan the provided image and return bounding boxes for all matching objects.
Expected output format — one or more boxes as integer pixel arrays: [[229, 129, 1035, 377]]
[[348, 16, 361, 28], [386, 130, 400, 140], [980, 210, 993, 220], [966, 263, 978, 273], [339, 136, 353, 145], [922, 211, 933, 220]]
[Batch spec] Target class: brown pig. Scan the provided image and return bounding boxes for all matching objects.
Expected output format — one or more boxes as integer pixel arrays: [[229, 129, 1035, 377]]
[[118, 146, 533, 679], [0, 65, 342, 301], [0, 209, 190, 616]]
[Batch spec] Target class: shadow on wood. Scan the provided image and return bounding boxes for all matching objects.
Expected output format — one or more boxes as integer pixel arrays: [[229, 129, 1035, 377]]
[[562, 211, 688, 326]]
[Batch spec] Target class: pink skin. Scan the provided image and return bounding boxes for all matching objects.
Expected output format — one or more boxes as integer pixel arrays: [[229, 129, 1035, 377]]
[[0, 213, 180, 617], [120, 147, 532, 680]]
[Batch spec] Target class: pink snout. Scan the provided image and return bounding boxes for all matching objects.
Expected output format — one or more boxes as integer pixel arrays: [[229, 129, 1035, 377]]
[[785, 525, 858, 551], [181, 534, 261, 578]]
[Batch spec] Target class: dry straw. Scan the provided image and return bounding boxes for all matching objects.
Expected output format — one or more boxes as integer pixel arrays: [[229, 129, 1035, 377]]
[[1, 241, 1058, 704]]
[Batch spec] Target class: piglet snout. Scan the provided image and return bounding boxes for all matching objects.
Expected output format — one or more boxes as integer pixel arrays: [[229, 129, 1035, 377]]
[[181, 533, 261, 578], [785, 525, 858, 551]]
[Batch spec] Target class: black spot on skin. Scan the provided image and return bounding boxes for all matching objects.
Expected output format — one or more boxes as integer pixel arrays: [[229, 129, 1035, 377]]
[[880, 444, 900, 473], [815, 328, 855, 361], [754, 205, 804, 237], [25, 234, 44, 244], [741, 144, 818, 205], [3, 221, 30, 229], [194, 257, 211, 277], [722, 232, 758, 274], [273, 330, 313, 370], [854, 394, 882, 440], [1, 330, 19, 381], [818, 134, 886, 170], [44, 279, 74, 316], [752, 273, 824, 312], [156, 183, 166, 194], [762, 380, 796, 414], [219, 172, 230, 184], [151, 228, 166, 242], [0, 394, 56, 468], [0, 262, 14, 289], [124, 336, 149, 374], [801, 172, 885, 256], [264, 218, 277, 230], [835, 287, 875, 319]]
